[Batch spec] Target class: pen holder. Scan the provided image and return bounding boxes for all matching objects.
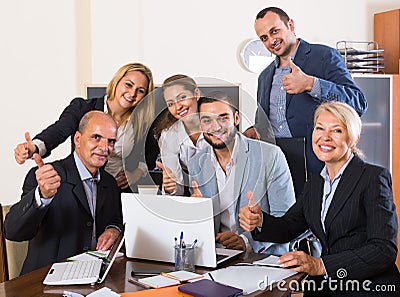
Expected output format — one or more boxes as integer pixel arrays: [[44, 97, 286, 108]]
[[174, 245, 195, 272]]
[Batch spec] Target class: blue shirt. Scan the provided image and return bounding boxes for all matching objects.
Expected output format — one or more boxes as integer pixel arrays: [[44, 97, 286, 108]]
[[320, 154, 354, 232], [269, 41, 321, 137]]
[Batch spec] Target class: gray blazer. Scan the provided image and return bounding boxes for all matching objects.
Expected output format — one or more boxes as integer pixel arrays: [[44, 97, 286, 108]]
[[188, 133, 296, 254]]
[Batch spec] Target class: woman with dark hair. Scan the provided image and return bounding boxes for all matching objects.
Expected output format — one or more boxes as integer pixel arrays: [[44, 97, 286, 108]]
[[155, 74, 208, 195]]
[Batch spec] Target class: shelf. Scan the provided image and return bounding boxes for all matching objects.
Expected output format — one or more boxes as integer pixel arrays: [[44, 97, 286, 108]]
[[336, 41, 385, 73]]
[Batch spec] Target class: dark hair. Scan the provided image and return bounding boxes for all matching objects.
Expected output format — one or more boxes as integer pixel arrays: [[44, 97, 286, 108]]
[[256, 7, 290, 24], [154, 74, 199, 140], [161, 74, 197, 93], [198, 91, 237, 114]]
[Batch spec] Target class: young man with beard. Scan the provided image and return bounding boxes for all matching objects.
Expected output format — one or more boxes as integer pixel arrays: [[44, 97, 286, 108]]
[[5, 111, 123, 275], [188, 91, 296, 254], [244, 7, 367, 175]]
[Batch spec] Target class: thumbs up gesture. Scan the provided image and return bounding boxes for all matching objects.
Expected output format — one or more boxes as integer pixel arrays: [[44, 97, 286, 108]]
[[282, 59, 314, 94], [34, 154, 61, 199], [156, 161, 177, 194], [14, 132, 38, 164], [239, 190, 262, 232], [191, 180, 203, 198]]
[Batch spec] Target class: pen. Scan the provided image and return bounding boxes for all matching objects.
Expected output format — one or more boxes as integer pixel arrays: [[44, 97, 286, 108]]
[[160, 272, 181, 282], [179, 231, 183, 248], [128, 277, 151, 289], [208, 272, 215, 281], [190, 239, 198, 248]]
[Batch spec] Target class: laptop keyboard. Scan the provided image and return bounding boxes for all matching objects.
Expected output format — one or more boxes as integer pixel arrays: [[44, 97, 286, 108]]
[[61, 260, 101, 280], [216, 254, 229, 262]]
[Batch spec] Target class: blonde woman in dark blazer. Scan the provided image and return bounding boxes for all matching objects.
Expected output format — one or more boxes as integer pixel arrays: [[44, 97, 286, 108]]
[[240, 102, 399, 296], [14, 62, 155, 192]]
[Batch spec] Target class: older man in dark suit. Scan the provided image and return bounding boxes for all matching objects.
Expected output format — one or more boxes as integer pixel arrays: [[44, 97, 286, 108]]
[[5, 111, 122, 275]]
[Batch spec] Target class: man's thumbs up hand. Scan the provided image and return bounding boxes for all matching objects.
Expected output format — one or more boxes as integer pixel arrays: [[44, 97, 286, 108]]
[[282, 58, 314, 94], [34, 153, 61, 199]]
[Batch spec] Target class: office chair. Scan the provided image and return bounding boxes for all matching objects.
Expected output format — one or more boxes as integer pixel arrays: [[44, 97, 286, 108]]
[[0, 203, 9, 282], [289, 229, 322, 257], [275, 137, 307, 198]]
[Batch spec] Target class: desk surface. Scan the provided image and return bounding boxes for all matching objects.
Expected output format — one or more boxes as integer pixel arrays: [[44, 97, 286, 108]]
[[0, 253, 305, 297]]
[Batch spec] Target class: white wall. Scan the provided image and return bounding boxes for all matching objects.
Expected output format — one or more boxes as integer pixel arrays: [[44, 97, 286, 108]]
[[1, 0, 399, 205]]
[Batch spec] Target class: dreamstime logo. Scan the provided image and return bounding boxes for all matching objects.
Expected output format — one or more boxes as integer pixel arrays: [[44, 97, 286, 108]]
[[257, 268, 396, 293], [336, 268, 347, 279]]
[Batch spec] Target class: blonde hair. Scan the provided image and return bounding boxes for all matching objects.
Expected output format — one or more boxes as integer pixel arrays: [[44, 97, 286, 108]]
[[106, 62, 155, 142], [314, 102, 363, 158]]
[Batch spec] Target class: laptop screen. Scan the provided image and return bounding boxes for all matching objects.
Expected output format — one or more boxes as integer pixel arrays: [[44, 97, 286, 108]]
[[99, 229, 124, 281], [122, 193, 241, 268]]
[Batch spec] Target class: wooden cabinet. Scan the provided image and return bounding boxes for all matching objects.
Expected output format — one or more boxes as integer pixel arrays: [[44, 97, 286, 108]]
[[353, 74, 400, 267], [374, 9, 400, 74]]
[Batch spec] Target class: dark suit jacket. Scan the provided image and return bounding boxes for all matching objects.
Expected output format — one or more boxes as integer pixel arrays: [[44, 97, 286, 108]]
[[4, 154, 123, 275], [33, 96, 144, 172], [252, 156, 399, 295], [255, 39, 368, 174]]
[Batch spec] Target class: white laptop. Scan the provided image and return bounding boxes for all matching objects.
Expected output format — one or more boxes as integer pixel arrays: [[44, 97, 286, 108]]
[[121, 193, 243, 268], [43, 230, 124, 285]]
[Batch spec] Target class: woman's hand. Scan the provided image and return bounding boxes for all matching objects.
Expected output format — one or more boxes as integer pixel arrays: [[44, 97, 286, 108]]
[[278, 251, 326, 276], [14, 132, 38, 164], [156, 161, 177, 194]]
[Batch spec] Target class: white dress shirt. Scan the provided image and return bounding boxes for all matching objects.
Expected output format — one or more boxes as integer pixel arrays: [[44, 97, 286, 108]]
[[159, 120, 208, 195]]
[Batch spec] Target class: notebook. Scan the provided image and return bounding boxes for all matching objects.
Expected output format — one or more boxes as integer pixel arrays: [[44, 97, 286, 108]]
[[121, 193, 243, 268], [138, 271, 203, 288], [43, 230, 124, 285]]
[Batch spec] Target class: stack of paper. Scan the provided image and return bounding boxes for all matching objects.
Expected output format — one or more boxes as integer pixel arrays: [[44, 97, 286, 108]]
[[206, 258, 297, 295], [252, 255, 282, 267]]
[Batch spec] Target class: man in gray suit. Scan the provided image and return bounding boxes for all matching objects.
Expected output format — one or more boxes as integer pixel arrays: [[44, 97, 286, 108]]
[[188, 91, 295, 254]]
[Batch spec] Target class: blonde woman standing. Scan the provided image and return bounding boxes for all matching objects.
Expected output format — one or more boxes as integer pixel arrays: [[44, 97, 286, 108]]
[[14, 62, 155, 192]]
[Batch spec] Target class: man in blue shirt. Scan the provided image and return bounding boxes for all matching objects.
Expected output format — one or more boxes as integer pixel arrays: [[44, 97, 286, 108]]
[[244, 7, 367, 175]]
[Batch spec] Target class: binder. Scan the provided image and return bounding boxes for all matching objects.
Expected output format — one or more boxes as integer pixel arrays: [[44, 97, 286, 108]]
[[178, 279, 243, 297]]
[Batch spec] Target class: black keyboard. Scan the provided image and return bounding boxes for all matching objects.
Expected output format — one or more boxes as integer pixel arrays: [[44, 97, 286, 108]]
[[216, 254, 229, 262]]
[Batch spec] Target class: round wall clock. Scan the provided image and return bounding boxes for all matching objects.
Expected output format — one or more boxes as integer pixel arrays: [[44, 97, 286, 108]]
[[240, 39, 274, 73]]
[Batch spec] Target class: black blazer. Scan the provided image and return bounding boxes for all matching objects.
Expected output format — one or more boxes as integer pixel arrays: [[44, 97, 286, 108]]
[[4, 154, 122, 275], [253, 156, 399, 294], [33, 97, 144, 172]]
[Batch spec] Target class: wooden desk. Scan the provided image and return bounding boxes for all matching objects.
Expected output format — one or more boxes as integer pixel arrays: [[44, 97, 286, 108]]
[[0, 253, 306, 296]]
